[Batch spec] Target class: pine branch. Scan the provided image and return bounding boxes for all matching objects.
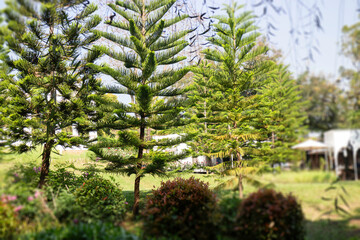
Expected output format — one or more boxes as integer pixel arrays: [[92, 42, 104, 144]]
[[145, 0, 175, 32], [115, 0, 141, 14]]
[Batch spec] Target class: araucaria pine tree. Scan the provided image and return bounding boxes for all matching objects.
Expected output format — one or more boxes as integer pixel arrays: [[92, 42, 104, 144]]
[[88, 0, 192, 215], [2, 0, 101, 187], [192, 2, 274, 198], [0, 17, 11, 146], [256, 65, 306, 165]]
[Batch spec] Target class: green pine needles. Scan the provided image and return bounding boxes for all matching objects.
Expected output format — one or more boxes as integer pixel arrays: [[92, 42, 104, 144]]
[[87, 0, 192, 215], [2, 0, 101, 187], [257, 65, 307, 165]]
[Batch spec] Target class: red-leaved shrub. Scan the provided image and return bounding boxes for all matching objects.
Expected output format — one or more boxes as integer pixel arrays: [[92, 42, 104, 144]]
[[142, 177, 219, 240], [236, 188, 305, 240]]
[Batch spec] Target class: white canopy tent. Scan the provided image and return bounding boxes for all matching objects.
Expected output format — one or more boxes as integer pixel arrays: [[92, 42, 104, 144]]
[[292, 139, 328, 151], [292, 139, 329, 170]]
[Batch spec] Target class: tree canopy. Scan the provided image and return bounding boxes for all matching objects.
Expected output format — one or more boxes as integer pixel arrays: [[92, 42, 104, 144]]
[[1, 0, 101, 187], [87, 0, 193, 215]]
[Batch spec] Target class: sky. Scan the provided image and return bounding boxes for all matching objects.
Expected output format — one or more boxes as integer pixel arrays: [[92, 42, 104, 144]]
[[239, 0, 359, 79], [194, 0, 359, 79], [0, 0, 358, 80]]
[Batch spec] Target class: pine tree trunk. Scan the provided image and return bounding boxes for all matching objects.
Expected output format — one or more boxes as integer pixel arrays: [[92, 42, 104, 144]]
[[272, 131, 275, 168], [238, 173, 243, 198], [236, 151, 243, 198], [133, 174, 141, 215], [133, 1, 147, 215], [133, 119, 145, 216], [38, 141, 53, 188]]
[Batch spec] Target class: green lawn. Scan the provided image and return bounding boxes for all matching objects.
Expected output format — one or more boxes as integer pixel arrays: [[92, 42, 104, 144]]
[[1, 148, 360, 240]]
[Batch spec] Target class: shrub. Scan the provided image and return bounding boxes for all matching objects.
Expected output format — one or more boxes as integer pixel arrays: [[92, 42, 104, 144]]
[[218, 194, 242, 237], [47, 165, 97, 193], [236, 188, 305, 240], [0, 199, 18, 239], [74, 177, 126, 222], [53, 190, 81, 223], [20, 222, 138, 240], [2, 166, 59, 230], [142, 177, 219, 240], [0, 187, 45, 222], [6, 163, 40, 188]]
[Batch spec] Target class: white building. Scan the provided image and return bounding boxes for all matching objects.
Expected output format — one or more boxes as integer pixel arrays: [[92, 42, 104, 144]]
[[152, 134, 210, 167], [324, 129, 360, 180]]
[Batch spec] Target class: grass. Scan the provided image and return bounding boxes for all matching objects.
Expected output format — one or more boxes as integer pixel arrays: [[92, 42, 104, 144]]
[[1, 147, 360, 240]]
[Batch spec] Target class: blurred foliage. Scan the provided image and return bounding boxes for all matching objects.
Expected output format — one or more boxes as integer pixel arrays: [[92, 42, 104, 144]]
[[321, 178, 352, 217], [20, 222, 138, 240], [340, 17, 360, 128], [0, 199, 18, 240], [297, 72, 346, 131], [235, 188, 305, 240]]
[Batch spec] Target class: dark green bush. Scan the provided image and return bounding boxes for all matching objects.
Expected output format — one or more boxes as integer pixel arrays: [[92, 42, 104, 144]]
[[236, 188, 305, 240], [218, 194, 242, 237], [142, 177, 219, 240], [20, 222, 138, 240], [53, 190, 81, 223], [74, 177, 126, 222]]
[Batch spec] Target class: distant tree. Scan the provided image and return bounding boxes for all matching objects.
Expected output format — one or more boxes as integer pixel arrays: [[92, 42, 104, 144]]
[[297, 72, 345, 131], [183, 61, 216, 165], [192, 2, 274, 198], [2, 0, 101, 187], [87, 0, 192, 215], [340, 18, 360, 128]]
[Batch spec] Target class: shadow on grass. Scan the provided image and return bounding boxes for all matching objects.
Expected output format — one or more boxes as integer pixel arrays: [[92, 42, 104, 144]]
[[306, 208, 360, 240], [0, 148, 15, 163]]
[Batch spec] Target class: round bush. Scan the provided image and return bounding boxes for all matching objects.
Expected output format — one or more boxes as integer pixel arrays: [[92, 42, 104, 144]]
[[74, 177, 126, 222], [142, 177, 219, 240], [0, 200, 18, 239], [236, 188, 305, 240]]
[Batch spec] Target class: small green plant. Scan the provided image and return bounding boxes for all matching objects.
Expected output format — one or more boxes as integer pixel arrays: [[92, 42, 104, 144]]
[[74, 177, 126, 222], [0, 199, 18, 239], [142, 177, 219, 240], [236, 188, 305, 240]]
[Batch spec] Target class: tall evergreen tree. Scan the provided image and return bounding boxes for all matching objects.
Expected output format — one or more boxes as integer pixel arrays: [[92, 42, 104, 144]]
[[256, 65, 306, 165], [192, 2, 274, 198], [87, 0, 192, 215], [184, 61, 216, 165], [2, 0, 101, 187], [0, 16, 11, 147]]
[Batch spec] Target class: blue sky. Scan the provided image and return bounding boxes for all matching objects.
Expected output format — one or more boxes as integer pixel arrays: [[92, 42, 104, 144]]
[[0, 0, 358, 80]]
